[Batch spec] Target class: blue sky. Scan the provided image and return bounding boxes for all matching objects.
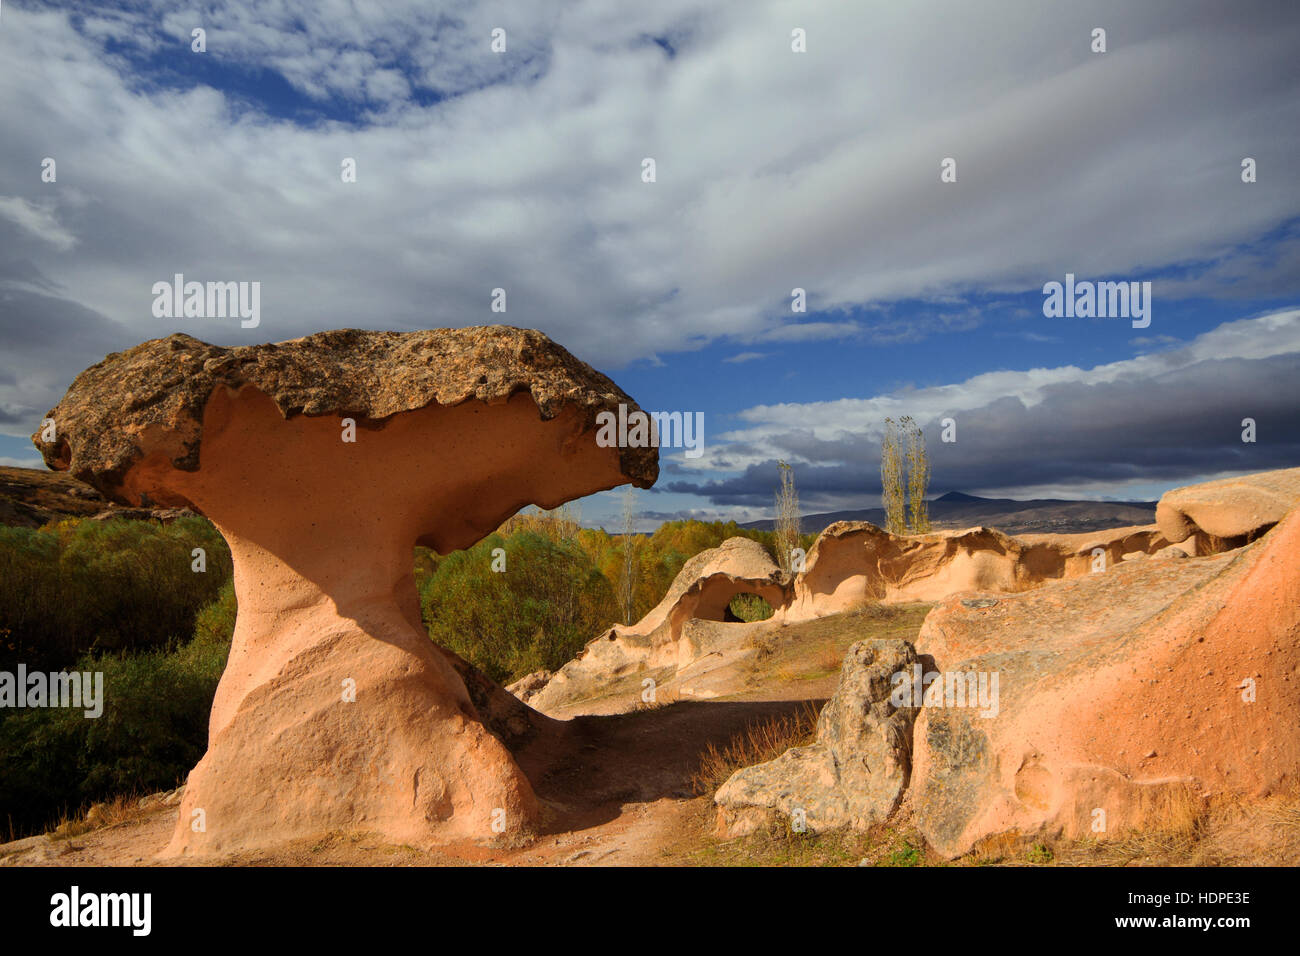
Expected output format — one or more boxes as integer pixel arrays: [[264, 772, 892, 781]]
[[1, 1, 1298, 529]]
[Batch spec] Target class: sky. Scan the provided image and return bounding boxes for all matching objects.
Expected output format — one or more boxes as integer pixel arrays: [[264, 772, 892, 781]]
[[1, 0, 1297, 530]]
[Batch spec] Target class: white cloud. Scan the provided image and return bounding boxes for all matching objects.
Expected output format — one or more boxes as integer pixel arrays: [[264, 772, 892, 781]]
[[0, 197, 77, 251], [0, 0, 1297, 442]]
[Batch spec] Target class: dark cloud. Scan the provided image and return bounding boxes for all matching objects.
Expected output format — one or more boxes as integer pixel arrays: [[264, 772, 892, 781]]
[[670, 354, 1300, 507]]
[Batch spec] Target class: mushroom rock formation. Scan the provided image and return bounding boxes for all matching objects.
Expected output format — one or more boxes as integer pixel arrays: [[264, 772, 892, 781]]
[[527, 537, 789, 713], [32, 328, 657, 856], [1156, 467, 1300, 548], [909, 506, 1300, 857]]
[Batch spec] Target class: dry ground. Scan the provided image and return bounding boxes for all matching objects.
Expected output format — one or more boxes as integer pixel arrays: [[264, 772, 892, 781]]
[[3, 604, 1296, 867]]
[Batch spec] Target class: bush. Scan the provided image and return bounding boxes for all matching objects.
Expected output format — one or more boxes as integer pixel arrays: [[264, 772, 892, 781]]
[[419, 531, 619, 683], [0, 581, 236, 839], [0, 517, 232, 671], [729, 593, 774, 622]]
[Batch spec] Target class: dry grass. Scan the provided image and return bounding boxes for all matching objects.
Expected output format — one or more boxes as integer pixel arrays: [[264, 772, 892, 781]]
[[48, 792, 154, 840], [773, 645, 845, 683], [745, 627, 781, 662], [1054, 786, 1300, 866], [689, 702, 821, 797]]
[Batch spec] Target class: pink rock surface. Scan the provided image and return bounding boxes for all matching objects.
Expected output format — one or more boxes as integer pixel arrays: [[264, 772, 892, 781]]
[[34, 328, 656, 856], [910, 505, 1300, 856], [1156, 466, 1300, 545]]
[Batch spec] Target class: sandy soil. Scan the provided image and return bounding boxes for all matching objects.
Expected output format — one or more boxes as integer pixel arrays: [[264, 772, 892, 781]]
[[2, 606, 895, 867]]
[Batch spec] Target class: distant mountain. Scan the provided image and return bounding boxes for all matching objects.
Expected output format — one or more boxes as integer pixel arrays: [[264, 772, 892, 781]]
[[2, 463, 1157, 538], [739, 491, 1158, 536]]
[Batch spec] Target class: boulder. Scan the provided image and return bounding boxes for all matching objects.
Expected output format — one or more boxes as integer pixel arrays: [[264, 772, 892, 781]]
[[714, 639, 918, 836], [1156, 467, 1300, 545], [505, 669, 554, 705], [33, 328, 657, 856]]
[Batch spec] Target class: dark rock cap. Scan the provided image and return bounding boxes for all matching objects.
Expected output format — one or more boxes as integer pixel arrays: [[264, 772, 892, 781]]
[[32, 327, 659, 501]]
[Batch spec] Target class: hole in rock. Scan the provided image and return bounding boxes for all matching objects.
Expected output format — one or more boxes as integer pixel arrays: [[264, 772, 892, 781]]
[[726, 593, 774, 623]]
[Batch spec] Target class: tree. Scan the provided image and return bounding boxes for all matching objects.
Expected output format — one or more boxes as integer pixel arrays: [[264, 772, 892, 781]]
[[903, 415, 931, 533], [619, 486, 639, 625], [774, 460, 801, 572], [880, 419, 906, 535]]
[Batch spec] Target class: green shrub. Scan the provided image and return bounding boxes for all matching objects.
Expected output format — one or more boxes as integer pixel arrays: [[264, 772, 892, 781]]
[[0, 581, 236, 839], [419, 531, 618, 683], [0, 517, 232, 671], [729, 593, 775, 622]]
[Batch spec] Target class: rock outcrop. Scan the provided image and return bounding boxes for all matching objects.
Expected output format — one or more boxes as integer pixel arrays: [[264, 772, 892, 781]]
[[0, 465, 117, 528], [715, 639, 919, 836], [33, 328, 656, 856], [908, 505, 1300, 856], [779, 520, 1174, 620], [703, 470, 1300, 856], [524, 520, 1185, 713], [528, 537, 789, 713], [1156, 467, 1300, 547]]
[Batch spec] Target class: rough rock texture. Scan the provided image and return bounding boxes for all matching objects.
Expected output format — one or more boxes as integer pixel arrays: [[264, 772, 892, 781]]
[[505, 669, 554, 705], [910, 506, 1300, 857], [526, 521, 1182, 713], [715, 639, 918, 836], [31, 328, 657, 502], [0, 465, 117, 528], [34, 328, 656, 857], [528, 537, 789, 713], [781, 521, 1172, 621], [1156, 467, 1300, 546]]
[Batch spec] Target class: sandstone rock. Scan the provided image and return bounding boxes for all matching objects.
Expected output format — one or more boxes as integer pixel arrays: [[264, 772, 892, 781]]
[[781, 521, 1170, 620], [530, 537, 788, 713], [715, 639, 918, 836], [1156, 467, 1300, 545], [33, 327, 656, 857], [532, 520, 1180, 714], [506, 669, 554, 704], [909, 506, 1300, 857], [31, 328, 656, 498]]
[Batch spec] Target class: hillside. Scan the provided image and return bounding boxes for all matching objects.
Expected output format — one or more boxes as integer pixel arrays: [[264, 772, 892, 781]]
[[0, 465, 118, 527], [740, 490, 1157, 535]]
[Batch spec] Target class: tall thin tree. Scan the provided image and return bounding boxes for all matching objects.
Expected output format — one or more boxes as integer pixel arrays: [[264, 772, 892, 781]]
[[774, 460, 801, 572], [619, 486, 638, 625], [902, 415, 931, 533], [880, 418, 906, 535]]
